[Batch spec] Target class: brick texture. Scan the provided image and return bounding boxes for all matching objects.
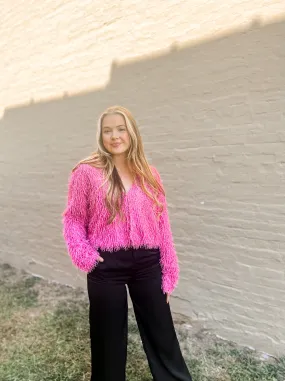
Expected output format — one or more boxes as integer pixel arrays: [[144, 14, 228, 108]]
[[1, 1, 285, 354]]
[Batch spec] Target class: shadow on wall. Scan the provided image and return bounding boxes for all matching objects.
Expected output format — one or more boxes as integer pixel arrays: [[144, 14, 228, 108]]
[[0, 18, 284, 296]]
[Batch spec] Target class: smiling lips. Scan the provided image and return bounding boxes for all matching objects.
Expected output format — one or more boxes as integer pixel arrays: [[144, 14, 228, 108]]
[[111, 143, 121, 148]]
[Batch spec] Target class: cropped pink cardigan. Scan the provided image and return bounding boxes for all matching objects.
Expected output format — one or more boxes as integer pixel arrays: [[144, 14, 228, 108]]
[[62, 164, 179, 294]]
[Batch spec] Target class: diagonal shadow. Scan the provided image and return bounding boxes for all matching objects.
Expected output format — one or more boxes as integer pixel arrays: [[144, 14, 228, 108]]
[[0, 18, 284, 350]]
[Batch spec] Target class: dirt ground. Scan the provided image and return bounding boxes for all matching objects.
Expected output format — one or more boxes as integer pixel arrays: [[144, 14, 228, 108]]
[[1, 262, 284, 381]]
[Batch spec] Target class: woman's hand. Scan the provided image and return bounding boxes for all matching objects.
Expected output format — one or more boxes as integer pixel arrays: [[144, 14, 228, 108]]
[[166, 293, 170, 304], [98, 256, 104, 263]]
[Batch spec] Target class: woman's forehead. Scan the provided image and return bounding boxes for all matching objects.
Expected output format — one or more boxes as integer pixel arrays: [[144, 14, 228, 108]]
[[102, 113, 126, 127]]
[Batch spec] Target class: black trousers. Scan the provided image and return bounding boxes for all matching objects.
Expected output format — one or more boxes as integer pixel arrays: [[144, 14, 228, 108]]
[[87, 247, 192, 381]]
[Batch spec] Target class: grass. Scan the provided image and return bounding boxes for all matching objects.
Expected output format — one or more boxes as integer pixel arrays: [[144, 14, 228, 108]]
[[0, 263, 284, 381]]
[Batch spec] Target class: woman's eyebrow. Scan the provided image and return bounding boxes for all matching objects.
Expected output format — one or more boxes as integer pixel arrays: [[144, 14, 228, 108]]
[[102, 124, 126, 128]]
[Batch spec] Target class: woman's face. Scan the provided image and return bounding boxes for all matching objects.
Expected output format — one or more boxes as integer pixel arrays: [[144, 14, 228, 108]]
[[101, 113, 131, 156]]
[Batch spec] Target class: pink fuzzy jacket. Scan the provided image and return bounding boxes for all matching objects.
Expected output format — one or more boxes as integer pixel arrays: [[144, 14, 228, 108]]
[[62, 164, 179, 294]]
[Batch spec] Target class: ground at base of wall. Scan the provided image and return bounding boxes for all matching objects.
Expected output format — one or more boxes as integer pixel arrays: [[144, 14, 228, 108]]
[[0, 262, 284, 381]]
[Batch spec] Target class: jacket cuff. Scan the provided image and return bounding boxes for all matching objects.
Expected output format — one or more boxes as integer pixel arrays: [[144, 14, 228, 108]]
[[162, 266, 179, 294]]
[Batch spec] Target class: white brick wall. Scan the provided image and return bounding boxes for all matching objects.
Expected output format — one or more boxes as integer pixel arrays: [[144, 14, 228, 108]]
[[1, 1, 285, 354]]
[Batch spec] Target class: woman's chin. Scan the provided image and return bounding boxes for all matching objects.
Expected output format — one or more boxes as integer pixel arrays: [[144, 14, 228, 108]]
[[110, 148, 128, 156]]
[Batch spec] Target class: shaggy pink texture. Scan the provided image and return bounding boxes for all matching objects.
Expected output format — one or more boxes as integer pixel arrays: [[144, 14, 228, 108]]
[[62, 164, 179, 294]]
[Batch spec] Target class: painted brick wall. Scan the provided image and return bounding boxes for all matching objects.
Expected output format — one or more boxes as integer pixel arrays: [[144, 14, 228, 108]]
[[1, 1, 285, 354]]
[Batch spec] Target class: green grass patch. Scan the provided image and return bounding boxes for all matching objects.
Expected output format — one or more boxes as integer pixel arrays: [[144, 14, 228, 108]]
[[0, 263, 284, 381]]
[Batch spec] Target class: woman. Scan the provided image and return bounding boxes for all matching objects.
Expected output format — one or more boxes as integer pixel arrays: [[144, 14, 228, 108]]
[[62, 106, 192, 381]]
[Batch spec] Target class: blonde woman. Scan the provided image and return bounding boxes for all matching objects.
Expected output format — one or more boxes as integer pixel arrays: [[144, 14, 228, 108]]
[[62, 106, 192, 381]]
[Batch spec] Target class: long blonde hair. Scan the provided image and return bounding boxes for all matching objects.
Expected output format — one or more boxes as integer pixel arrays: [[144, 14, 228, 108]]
[[73, 106, 164, 223]]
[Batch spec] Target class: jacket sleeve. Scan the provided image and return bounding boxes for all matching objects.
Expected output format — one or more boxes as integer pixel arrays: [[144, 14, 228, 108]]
[[152, 167, 180, 294], [62, 164, 99, 272]]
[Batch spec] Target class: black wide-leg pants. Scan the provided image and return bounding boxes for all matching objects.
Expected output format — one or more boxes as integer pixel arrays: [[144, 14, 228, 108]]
[[87, 247, 192, 381]]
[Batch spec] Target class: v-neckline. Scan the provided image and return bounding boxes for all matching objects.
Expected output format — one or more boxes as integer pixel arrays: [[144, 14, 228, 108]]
[[119, 172, 136, 196], [124, 180, 135, 195]]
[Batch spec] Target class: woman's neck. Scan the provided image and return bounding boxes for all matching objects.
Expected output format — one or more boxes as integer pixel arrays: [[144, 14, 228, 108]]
[[112, 154, 131, 174]]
